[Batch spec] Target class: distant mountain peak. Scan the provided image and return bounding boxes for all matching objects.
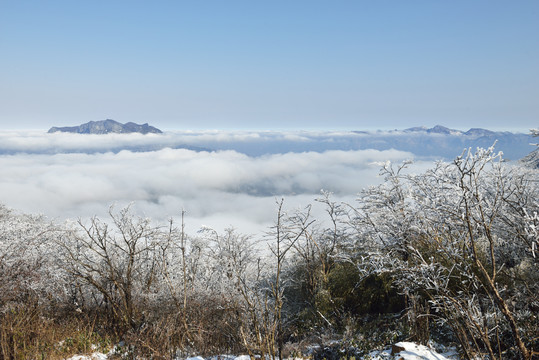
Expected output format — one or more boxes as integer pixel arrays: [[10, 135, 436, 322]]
[[402, 125, 504, 137], [403, 126, 429, 132], [464, 128, 496, 137], [404, 125, 462, 135], [48, 119, 162, 134]]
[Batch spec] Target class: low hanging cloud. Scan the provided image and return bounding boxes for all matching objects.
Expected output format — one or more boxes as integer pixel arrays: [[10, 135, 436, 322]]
[[0, 131, 431, 234], [0, 130, 317, 155], [1, 128, 531, 234], [0, 128, 532, 160]]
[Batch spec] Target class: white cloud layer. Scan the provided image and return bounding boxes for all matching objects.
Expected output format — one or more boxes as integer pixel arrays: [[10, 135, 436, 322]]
[[0, 130, 332, 154], [0, 133, 425, 234]]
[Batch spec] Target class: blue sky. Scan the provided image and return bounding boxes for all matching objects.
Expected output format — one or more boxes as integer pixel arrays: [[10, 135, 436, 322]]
[[1, 1, 538, 131]]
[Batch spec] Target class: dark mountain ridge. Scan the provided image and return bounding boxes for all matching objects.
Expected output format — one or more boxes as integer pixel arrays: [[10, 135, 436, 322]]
[[48, 119, 162, 134]]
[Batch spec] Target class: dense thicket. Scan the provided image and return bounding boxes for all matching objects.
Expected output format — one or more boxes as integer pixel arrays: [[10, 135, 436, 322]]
[[0, 145, 537, 359]]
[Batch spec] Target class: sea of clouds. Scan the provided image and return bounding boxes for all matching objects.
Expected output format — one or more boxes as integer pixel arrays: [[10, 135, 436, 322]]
[[0, 131, 438, 235]]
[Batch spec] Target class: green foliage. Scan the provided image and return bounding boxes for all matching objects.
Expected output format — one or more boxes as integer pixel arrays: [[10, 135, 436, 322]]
[[284, 259, 405, 343], [326, 262, 360, 313], [353, 273, 404, 315]]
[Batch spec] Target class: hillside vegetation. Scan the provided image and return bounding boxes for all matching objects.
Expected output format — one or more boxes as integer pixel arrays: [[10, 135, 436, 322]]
[[0, 146, 537, 359]]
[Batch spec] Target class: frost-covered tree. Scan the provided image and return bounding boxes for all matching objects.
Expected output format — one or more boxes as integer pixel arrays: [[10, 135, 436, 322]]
[[59, 206, 168, 335], [284, 191, 359, 332], [266, 199, 314, 360], [0, 205, 70, 359], [197, 226, 266, 355], [351, 146, 538, 359], [197, 200, 315, 360], [0, 205, 65, 309]]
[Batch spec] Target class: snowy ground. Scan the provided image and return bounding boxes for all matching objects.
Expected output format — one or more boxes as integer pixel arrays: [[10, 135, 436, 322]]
[[364, 342, 458, 359], [66, 342, 459, 360]]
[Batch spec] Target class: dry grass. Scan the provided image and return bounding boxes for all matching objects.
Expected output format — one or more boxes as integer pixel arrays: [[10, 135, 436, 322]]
[[0, 302, 114, 360]]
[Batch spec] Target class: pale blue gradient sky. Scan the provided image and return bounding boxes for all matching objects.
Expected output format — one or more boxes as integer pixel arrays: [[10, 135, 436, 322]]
[[1, 1, 538, 131]]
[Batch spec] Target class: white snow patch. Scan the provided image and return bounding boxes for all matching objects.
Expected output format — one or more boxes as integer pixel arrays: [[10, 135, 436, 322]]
[[234, 356, 252, 360], [364, 341, 457, 360], [66, 353, 108, 360], [208, 355, 237, 360], [65, 342, 458, 360]]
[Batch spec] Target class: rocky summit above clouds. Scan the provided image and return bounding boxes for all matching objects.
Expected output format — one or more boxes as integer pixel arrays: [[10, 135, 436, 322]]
[[48, 119, 162, 134]]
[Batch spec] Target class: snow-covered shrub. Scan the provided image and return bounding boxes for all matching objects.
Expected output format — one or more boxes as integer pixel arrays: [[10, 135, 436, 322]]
[[58, 205, 174, 335], [350, 146, 538, 359], [0, 204, 87, 359], [0, 204, 66, 309]]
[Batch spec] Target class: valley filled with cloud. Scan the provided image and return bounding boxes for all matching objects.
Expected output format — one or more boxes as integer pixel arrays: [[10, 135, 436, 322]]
[[0, 131, 424, 234], [1, 129, 534, 235]]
